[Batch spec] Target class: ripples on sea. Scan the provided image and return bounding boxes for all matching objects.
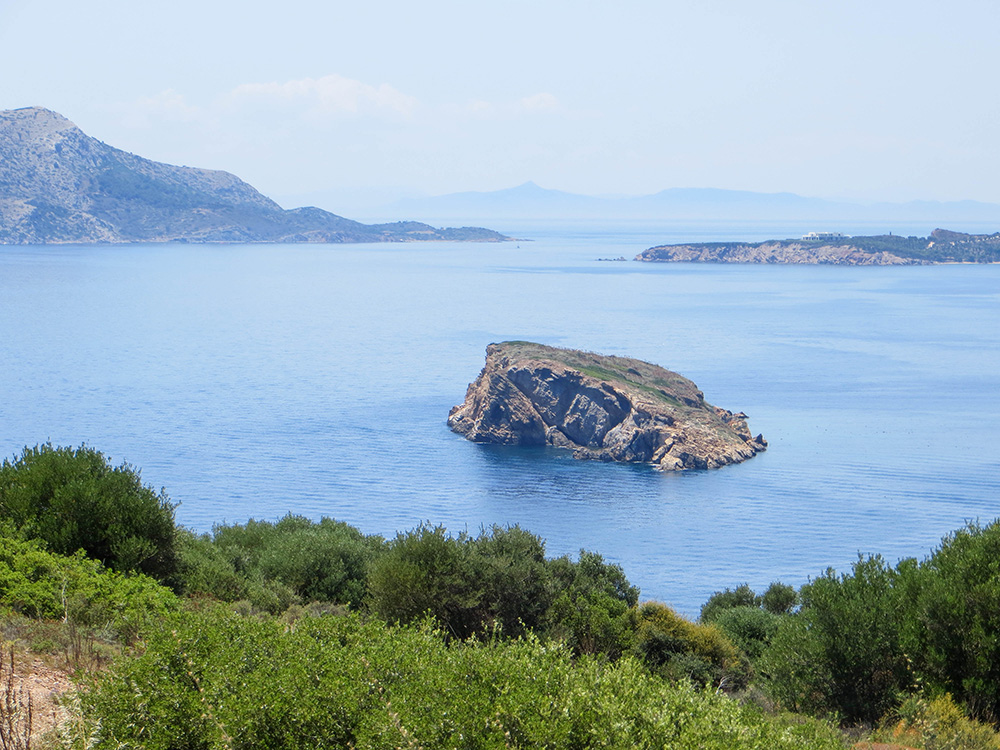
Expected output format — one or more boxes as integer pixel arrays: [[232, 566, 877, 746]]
[[2, 220, 998, 615]]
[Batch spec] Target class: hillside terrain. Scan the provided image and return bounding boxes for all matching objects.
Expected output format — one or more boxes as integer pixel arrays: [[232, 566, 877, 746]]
[[636, 228, 1000, 265], [448, 342, 766, 470], [0, 107, 507, 244]]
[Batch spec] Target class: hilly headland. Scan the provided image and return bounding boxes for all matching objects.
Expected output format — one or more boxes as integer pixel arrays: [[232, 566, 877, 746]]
[[636, 228, 1000, 265], [448, 341, 766, 471], [0, 106, 508, 244]]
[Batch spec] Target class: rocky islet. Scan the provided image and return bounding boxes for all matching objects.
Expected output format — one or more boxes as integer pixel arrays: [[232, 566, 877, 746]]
[[449, 342, 766, 471]]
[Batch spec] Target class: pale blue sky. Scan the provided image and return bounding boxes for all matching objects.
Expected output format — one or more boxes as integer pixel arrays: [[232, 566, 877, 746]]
[[2, 0, 998, 208]]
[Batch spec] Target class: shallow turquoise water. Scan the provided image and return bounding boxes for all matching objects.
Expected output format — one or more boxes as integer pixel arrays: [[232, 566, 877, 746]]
[[2, 222, 998, 615]]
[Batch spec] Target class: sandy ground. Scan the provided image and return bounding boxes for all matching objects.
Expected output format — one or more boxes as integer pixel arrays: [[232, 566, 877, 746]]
[[5, 654, 75, 745]]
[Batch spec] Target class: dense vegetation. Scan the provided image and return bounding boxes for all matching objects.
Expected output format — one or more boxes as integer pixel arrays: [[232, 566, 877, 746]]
[[0, 532, 177, 638], [3, 442, 1000, 748], [0, 444, 179, 582], [78, 610, 846, 750], [756, 524, 1000, 725], [812, 231, 1000, 262], [842, 231, 1000, 262]]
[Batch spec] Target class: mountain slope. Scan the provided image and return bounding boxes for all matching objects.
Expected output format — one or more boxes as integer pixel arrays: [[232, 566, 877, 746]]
[[0, 107, 507, 244]]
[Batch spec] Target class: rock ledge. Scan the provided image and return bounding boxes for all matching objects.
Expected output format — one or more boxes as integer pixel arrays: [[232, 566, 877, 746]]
[[448, 342, 766, 471]]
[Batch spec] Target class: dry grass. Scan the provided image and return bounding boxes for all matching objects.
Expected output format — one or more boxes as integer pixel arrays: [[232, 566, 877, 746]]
[[1, 646, 34, 750], [0, 617, 115, 749]]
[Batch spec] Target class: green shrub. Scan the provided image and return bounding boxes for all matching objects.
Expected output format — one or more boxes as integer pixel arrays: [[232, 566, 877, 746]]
[[898, 521, 1000, 721], [468, 524, 554, 637], [175, 528, 251, 601], [760, 582, 798, 614], [542, 550, 638, 658], [0, 444, 178, 582], [701, 583, 758, 623], [701, 581, 797, 623], [369, 524, 567, 640], [201, 514, 383, 610], [760, 555, 909, 724], [0, 533, 178, 639], [254, 515, 380, 606], [757, 612, 831, 716], [633, 601, 743, 687], [78, 610, 849, 749], [713, 606, 782, 662], [367, 523, 484, 637]]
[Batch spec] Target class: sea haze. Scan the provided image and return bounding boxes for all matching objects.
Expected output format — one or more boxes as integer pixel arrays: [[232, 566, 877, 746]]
[[2, 221, 998, 616]]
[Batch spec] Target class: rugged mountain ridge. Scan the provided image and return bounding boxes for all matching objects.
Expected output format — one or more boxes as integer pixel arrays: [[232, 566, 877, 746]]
[[636, 229, 1000, 265], [448, 342, 766, 471], [0, 107, 507, 244]]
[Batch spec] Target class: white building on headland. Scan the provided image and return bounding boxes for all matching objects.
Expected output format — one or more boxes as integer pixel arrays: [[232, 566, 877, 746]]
[[802, 231, 847, 240]]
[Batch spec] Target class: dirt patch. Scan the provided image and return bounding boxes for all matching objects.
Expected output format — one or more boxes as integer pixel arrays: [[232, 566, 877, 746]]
[[3, 651, 76, 745]]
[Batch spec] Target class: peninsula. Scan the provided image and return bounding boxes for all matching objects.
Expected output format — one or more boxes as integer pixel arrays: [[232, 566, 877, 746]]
[[448, 342, 766, 471], [0, 107, 508, 245], [636, 229, 1000, 265]]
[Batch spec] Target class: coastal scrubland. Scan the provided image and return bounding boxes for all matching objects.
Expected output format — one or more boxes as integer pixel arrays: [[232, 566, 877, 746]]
[[2, 443, 999, 749]]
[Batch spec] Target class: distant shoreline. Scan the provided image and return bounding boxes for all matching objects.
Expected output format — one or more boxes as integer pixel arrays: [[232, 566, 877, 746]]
[[636, 228, 1000, 266]]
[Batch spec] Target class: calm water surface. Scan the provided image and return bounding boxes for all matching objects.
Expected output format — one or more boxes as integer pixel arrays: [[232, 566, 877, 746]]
[[2, 221, 998, 615]]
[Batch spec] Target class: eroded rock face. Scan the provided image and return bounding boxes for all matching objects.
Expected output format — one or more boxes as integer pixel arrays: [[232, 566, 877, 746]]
[[448, 342, 767, 471]]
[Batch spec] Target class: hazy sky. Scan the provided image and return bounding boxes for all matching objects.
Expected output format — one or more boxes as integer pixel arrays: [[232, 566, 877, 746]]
[[2, 0, 998, 207]]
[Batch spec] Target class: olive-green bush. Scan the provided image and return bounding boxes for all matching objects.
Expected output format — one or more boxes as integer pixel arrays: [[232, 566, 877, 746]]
[[760, 555, 909, 724], [78, 610, 849, 750], [633, 602, 743, 687], [0, 444, 178, 582], [0, 532, 178, 639], [178, 514, 382, 612], [898, 521, 1000, 721], [368, 524, 639, 648]]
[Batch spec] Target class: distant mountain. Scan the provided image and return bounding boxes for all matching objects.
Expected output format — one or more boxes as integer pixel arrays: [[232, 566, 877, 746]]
[[0, 107, 508, 244], [385, 181, 1000, 224]]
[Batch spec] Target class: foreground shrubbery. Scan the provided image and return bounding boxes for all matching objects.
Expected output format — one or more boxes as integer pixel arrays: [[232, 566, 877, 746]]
[[0, 531, 178, 640], [742, 521, 1000, 725], [875, 693, 1000, 750], [183, 516, 749, 687], [76, 609, 848, 750], [6, 442, 1000, 746]]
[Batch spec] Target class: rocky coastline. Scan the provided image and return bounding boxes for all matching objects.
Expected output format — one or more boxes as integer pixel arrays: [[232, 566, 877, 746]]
[[636, 229, 1000, 265]]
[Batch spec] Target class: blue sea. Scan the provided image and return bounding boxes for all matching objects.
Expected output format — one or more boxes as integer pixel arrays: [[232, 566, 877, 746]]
[[2, 220, 999, 616]]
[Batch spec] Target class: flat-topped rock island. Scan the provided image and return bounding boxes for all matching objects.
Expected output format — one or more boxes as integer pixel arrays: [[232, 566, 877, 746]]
[[448, 342, 766, 471]]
